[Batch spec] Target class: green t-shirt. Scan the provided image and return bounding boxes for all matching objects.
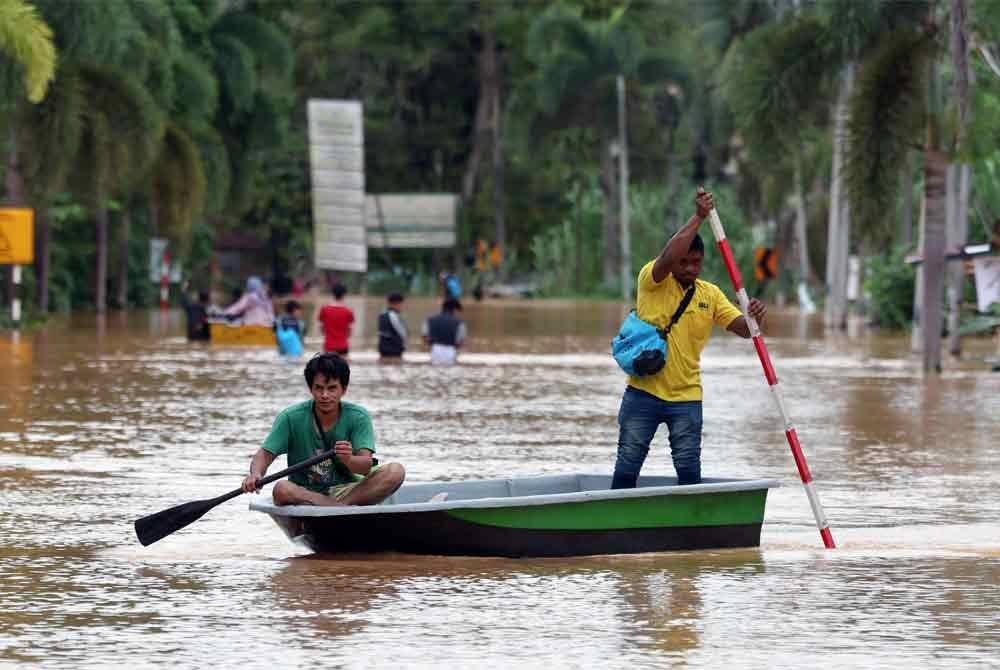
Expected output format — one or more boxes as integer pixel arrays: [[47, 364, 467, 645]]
[[261, 399, 376, 491]]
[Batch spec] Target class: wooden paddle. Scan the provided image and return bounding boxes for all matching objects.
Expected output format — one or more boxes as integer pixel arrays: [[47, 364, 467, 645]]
[[134, 447, 339, 546]]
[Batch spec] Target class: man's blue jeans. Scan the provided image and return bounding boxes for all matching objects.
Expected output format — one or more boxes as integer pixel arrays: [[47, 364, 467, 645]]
[[612, 386, 703, 487]]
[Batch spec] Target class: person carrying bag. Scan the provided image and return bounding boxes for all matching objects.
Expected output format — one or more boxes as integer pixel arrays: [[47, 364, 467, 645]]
[[612, 285, 695, 377]]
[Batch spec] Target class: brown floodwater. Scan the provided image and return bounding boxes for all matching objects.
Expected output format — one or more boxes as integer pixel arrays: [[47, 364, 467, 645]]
[[1, 296, 998, 668]]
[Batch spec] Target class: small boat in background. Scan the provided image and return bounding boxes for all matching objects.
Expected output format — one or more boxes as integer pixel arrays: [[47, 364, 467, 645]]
[[208, 321, 276, 346], [249, 474, 779, 558]]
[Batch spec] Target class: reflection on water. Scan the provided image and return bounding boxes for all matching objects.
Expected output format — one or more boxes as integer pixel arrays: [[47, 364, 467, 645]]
[[1, 299, 998, 668]]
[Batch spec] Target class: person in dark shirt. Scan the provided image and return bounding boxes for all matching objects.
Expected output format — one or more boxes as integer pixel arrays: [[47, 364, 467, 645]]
[[422, 298, 466, 365], [377, 293, 408, 362], [181, 284, 211, 341]]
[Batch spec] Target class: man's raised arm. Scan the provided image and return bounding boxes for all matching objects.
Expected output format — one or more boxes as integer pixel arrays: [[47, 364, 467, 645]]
[[652, 189, 714, 283]]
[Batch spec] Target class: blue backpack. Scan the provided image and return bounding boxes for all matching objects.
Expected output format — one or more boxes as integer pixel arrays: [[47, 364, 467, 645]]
[[611, 286, 694, 377]]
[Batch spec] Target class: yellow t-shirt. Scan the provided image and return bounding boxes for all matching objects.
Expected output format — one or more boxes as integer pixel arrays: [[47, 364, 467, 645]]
[[627, 260, 743, 402]]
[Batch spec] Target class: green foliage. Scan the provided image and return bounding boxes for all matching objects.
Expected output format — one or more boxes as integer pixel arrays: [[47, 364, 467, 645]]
[[721, 15, 834, 160], [530, 180, 759, 298], [151, 123, 206, 244], [70, 63, 164, 202], [863, 246, 916, 330], [0, 0, 57, 102], [846, 29, 931, 238], [19, 67, 85, 201]]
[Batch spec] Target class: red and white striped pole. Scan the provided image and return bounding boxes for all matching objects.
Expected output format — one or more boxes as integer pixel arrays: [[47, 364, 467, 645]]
[[159, 248, 170, 310], [706, 203, 836, 549]]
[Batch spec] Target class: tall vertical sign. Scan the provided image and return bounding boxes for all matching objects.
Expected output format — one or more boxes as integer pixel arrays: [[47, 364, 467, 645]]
[[307, 100, 367, 272], [0, 207, 34, 330]]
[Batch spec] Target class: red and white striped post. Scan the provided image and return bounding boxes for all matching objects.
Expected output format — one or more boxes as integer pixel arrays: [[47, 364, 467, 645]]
[[159, 248, 170, 310], [707, 204, 836, 549]]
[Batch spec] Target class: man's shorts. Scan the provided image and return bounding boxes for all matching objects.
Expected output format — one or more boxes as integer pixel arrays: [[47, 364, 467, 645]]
[[322, 464, 380, 500]]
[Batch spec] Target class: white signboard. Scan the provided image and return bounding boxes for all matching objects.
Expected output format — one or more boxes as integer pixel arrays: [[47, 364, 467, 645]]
[[308, 100, 367, 272], [365, 194, 458, 248], [972, 256, 1000, 313], [149, 237, 181, 282]]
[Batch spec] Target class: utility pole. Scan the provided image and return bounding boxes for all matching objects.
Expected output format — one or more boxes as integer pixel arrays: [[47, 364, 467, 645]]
[[617, 75, 631, 300]]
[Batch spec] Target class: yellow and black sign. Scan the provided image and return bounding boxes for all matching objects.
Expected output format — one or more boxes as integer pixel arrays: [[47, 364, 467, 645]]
[[0, 208, 34, 265], [754, 247, 778, 281]]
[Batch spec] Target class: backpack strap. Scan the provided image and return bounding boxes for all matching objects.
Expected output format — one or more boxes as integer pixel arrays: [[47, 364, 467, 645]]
[[662, 284, 696, 337]]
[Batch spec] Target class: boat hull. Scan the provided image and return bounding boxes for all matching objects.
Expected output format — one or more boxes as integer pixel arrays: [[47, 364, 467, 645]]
[[209, 322, 276, 346], [251, 474, 777, 558], [273, 513, 763, 558]]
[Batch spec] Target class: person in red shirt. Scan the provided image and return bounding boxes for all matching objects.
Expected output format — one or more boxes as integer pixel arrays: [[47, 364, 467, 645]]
[[316, 284, 355, 356]]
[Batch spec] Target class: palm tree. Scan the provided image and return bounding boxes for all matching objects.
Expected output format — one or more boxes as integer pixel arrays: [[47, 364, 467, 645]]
[[722, 14, 841, 312], [0, 0, 56, 105], [68, 64, 162, 313], [844, 2, 967, 372], [516, 5, 684, 287], [0, 0, 56, 207]]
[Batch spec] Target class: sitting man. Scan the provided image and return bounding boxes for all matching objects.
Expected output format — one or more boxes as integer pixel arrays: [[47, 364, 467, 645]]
[[241, 353, 405, 505]]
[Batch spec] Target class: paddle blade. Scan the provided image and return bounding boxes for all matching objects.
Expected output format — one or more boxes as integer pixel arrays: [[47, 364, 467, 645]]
[[134, 497, 220, 546]]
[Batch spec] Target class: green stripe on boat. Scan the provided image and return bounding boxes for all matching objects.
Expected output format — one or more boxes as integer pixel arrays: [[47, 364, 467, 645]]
[[446, 489, 767, 530]]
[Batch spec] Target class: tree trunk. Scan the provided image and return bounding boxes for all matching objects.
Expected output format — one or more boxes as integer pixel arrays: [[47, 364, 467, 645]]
[[492, 58, 506, 270], [36, 208, 51, 312], [900, 152, 915, 247], [792, 158, 816, 312], [920, 149, 947, 372], [95, 205, 109, 314], [911, 194, 926, 352], [599, 137, 620, 287], [825, 65, 853, 329], [574, 180, 583, 288], [116, 209, 130, 309], [946, 164, 971, 355], [947, 0, 972, 357], [460, 21, 498, 206]]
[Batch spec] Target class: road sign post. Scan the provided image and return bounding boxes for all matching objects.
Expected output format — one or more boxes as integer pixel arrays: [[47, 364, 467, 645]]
[[0, 208, 34, 331]]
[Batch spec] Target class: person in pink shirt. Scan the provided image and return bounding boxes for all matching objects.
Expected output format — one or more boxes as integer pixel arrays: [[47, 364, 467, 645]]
[[317, 284, 355, 356], [223, 276, 275, 327]]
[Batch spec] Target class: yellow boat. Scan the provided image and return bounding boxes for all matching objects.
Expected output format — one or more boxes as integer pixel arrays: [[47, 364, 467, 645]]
[[208, 321, 276, 346]]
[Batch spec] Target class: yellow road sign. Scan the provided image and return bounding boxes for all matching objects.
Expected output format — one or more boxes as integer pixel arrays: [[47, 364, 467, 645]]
[[0, 208, 34, 264]]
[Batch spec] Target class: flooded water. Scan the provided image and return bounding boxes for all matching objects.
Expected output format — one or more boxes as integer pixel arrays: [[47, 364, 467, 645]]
[[1, 296, 998, 669]]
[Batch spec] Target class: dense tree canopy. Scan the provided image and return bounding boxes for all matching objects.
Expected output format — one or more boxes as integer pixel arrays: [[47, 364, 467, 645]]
[[1, 0, 999, 364]]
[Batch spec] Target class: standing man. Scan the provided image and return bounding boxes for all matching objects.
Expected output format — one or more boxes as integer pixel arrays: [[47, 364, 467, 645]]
[[242, 353, 405, 505], [422, 298, 467, 365], [317, 283, 354, 356], [612, 188, 767, 488], [377, 292, 408, 362]]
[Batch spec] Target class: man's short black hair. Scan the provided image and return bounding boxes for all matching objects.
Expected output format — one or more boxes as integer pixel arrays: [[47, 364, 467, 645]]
[[387, 292, 404, 304], [442, 298, 462, 312], [304, 352, 350, 388], [197, 290, 210, 303], [285, 299, 301, 314], [689, 234, 705, 254], [332, 284, 346, 299]]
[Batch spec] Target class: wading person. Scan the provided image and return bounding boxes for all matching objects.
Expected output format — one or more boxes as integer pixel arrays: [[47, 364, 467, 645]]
[[377, 292, 408, 362], [242, 353, 405, 505], [317, 283, 354, 356], [422, 298, 467, 365], [612, 188, 767, 488], [275, 300, 306, 357], [222, 276, 275, 327]]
